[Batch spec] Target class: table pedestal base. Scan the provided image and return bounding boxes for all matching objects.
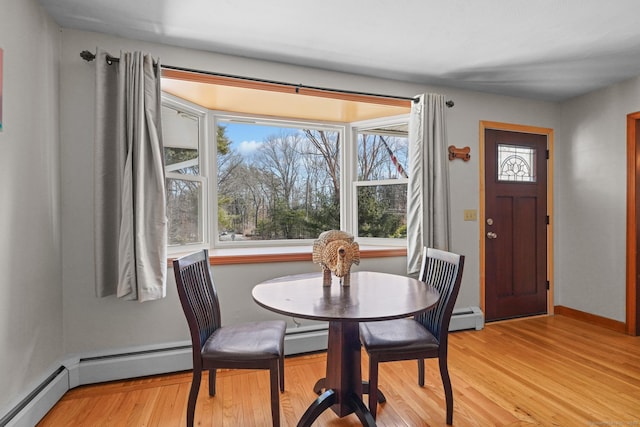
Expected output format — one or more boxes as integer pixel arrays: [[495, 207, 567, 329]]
[[297, 389, 375, 427], [252, 272, 439, 426], [296, 321, 384, 427]]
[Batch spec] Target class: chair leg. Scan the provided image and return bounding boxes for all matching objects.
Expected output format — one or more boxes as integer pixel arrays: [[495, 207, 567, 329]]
[[279, 353, 285, 392], [269, 360, 281, 427], [367, 357, 380, 420], [187, 368, 202, 427], [438, 357, 453, 425], [418, 359, 425, 386], [208, 369, 216, 396]]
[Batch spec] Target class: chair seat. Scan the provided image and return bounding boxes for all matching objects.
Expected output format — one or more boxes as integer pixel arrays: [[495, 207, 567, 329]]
[[360, 318, 439, 352], [202, 320, 286, 361]]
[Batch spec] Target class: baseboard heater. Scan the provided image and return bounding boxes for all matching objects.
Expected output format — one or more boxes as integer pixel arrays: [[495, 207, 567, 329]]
[[1, 306, 483, 426], [284, 323, 329, 355], [1, 366, 68, 427], [68, 343, 194, 389], [0, 328, 325, 426], [450, 306, 485, 331], [67, 305, 483, 386]]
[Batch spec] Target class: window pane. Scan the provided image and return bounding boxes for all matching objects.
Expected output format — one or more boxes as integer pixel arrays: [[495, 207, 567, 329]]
[[217, 121, 340, 241], [164, 147, 199, 175], [166, 178, 203, 245], [162, 105, 199, 175], [357, 184, 407, 238], [357, 131, 408, 180], [497, 144, 536, 182]]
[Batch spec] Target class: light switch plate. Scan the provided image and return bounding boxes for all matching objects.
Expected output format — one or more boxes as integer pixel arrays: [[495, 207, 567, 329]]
[[463, 209, 477, 221]]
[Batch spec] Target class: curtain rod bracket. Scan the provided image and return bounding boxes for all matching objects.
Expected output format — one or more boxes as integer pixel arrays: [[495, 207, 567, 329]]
[[412, 98, 454, 108], [80, 50, 120, 65], [80, 50, 96, 62]]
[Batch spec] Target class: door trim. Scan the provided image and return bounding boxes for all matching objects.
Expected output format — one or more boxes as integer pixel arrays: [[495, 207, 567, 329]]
[[625, 112, 640, 336], [479, 121, 554, 318]]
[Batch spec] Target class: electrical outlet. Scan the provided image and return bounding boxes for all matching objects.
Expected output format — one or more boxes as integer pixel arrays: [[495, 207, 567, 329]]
[[463, 209, 477, 221]]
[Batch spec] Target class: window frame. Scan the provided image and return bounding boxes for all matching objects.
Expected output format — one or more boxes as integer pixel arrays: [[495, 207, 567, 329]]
[[163, 93, 211, 256], [211, 111, 348, 249], [350, 115, 410, 247], [163, 93, 410, 252]]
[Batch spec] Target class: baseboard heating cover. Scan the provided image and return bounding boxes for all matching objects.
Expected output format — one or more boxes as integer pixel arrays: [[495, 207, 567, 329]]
[[1, 366, 68, 427], [284, 323, 329, 355], [450, 306, 485, 331], [65, 342, 194, 389]]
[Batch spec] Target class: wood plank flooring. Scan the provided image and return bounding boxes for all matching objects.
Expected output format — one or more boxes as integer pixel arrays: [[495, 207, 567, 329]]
[[38, 315, 640, 426]]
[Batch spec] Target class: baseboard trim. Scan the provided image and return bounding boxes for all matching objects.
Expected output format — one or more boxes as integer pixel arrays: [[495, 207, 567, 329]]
[[554, 305, 626, 334]]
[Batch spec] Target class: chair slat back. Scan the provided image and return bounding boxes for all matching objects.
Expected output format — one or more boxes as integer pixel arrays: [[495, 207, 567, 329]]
[[415, 247, 465, 342], [173, 249, 222, 353]]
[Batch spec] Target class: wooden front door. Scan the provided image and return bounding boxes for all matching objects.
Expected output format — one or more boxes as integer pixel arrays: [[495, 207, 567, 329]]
[[484, 128, 548, 321]]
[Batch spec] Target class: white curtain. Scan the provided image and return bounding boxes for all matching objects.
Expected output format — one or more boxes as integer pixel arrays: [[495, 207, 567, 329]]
[[407, 93, 451, 275], [94, 49, 167, 302]]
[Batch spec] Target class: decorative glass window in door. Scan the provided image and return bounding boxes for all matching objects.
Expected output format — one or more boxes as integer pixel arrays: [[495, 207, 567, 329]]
[[497, 144, 536, 182]]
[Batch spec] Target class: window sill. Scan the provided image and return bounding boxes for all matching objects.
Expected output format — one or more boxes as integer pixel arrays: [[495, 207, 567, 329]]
[[168, 245, 407, 266]]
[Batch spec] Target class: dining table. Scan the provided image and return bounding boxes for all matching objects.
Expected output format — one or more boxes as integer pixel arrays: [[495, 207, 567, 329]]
[[252, 270, 440, 426]]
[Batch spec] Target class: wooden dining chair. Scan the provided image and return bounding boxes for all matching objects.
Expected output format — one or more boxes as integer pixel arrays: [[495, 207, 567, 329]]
[[359, 247, 465, 424], [173, 249, 286, 427]]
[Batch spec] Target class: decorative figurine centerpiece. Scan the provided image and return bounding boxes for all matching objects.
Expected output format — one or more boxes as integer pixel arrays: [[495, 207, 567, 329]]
[[312, 230, 360, 286]]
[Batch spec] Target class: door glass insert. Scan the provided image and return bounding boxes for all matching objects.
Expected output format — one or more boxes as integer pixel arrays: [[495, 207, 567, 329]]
[[497, 144, 536, 182]]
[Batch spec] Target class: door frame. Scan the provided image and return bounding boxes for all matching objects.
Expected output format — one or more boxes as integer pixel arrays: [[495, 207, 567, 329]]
[[479, 121, 555, 318], [625, 112, 640, 336]]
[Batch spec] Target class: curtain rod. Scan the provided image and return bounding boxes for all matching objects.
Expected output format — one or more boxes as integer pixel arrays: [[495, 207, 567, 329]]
[[79, 50, 454, 108]]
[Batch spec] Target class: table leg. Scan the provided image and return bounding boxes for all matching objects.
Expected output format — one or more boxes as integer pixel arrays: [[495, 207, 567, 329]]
[[298, 321, 377, 426], [348, 393, 377, 426], [297, 389, 336, 427]]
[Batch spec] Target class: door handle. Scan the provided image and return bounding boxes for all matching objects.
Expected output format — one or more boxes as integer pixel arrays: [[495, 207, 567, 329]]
[[487, 232, 497, 239]]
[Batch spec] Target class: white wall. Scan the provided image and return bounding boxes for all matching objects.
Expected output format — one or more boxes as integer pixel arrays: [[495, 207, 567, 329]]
[[0, 0, 63, 414], [59, 28, 559, 357], [556, 76, 640, 322]]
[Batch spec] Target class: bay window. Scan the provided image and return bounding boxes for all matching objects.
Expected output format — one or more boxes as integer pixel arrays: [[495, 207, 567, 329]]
[[161, 92, 409, 252]]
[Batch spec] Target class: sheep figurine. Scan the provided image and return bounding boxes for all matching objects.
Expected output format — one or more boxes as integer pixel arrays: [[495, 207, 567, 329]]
[[312, 230, 360, 286]]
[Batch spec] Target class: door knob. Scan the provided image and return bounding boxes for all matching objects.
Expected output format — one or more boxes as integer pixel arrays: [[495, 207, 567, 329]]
[[487, 232, 497, 239]]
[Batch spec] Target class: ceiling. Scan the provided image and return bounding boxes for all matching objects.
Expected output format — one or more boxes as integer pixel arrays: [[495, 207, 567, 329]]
[[161, 72, 411, 123], [40, 0, 640, 102]]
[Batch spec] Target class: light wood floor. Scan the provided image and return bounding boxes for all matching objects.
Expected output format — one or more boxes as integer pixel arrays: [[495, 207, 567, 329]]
[[38, 315, 640, 426]]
